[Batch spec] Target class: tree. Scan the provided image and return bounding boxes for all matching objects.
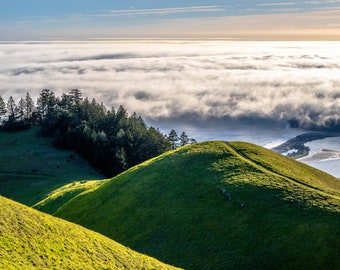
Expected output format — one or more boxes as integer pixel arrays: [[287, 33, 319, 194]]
[[58, 93, 72, 113], [68, 89, 83, 118], [7, 96, 16, 122], [68, 89, 82, 106], [36, 89, 56, 123], [0, 95, 6, 123], [25, 92, 35, 121], [179, 131, 189, 146], [16, 98, 26, 121], [168, 129, 179, 150], [3, 96, 19, 131]]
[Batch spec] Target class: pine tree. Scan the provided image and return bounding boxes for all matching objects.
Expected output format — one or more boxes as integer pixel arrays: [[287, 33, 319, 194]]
[[16, 98, 26, 121], [37, 89, 56, 123], [68, 89, 83, 117], [168, 129, 179, 150], [25, 92, 35, 121], [0, 95, 6, 123], [179, 131, 189, 146], [69, 89, 82, 106], [7, 96, 16, 121]]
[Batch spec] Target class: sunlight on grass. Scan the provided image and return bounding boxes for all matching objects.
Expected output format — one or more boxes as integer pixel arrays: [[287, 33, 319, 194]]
[[54, 141, 340, 269], [33, 179, 108, 214], [0, 195, 180, 269]]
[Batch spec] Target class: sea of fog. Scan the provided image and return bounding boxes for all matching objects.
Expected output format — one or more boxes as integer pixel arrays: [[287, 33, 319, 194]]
[[0, 40, 339, 178]]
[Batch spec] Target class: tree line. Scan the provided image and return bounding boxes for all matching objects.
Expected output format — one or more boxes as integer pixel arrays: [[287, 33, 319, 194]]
[[0, 90, 196, 177]]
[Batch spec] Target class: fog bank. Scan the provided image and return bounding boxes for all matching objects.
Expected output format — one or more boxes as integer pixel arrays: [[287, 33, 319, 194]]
[[1, 40, 339, 131]]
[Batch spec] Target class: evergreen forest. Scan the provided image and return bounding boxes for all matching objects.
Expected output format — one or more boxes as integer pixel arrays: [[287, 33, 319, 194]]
[[0, 89, 195, 177]]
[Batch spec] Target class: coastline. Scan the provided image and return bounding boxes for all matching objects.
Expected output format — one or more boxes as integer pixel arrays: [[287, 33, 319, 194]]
[[272, 133, 337, 159]]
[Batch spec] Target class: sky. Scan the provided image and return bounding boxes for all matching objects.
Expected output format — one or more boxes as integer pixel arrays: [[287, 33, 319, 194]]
[[1, 0, 340, 40]]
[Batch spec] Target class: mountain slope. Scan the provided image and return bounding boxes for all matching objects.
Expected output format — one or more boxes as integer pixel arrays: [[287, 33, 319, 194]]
[[54, 141, 340, 269], [0, 195, 180, 270]]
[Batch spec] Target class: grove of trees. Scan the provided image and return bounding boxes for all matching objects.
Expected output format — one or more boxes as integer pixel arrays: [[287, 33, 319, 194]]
[[0, 90, 196, 177]]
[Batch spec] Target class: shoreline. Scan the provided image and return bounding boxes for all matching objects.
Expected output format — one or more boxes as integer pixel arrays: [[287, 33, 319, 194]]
[[271, 133, 338, 159]]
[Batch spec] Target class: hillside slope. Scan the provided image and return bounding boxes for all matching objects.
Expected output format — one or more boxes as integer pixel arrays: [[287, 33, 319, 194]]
[[33, 179, 108, 214], [0, 128, 103, 205], [55, 141, 340, 270], [0, 195, 179, 270]]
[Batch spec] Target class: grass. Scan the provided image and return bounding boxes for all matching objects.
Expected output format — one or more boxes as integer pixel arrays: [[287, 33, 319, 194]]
[[0, 127, 104, 206], [33, 179, 108, 214], [51, 141, 340, 269], [0, 195, 180, 270], [229, 141, 340, 196]]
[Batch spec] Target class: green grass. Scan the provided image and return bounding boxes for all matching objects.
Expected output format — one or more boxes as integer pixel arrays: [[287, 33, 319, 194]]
[[229, 141, 340, 196], [0, 127, 104, 206], [33, 179, 108, 214], [0, 195, 180, 270], [51, 141, 340, 269]]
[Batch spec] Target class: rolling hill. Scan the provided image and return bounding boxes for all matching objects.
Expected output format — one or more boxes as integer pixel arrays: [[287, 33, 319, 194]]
[[33, 179, 108, 214], [0, 127, 103, 206], [47, 141, 340, 269], [0, 195, 180, 269]]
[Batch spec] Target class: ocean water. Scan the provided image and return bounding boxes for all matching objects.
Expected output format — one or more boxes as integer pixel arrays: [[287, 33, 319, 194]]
[[299, 137, 340, 178]]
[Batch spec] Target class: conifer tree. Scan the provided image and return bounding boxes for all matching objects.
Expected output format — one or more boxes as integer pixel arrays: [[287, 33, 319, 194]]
[[168, 129, 179, 149], [25, 92, 35, 121], [7, 96, 16, 122], [69, 89, 82, 106], [16, 98, 26, 121], [37, 89, 56, 123], [0, 95, 6, 122], [179, 131, 189, 146]]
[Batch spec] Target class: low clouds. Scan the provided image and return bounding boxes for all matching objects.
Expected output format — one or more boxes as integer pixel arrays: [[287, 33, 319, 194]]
[[0, 41, 340, 131]]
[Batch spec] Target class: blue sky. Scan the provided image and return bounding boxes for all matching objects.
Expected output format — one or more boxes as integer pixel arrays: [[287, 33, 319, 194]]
[[1, 0, 340, 40]]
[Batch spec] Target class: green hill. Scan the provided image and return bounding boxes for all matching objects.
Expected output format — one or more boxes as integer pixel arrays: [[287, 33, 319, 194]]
[[0, 128, 104, 206], [51, 141, 340, 269], [33, 179, 108, 214], [0, 195, 180, 269]]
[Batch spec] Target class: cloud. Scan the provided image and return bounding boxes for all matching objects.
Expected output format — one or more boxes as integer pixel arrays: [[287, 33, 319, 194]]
[[258, 2, 297, 7], [0, 41, 340, 131], [104, 6, 226, 17], [15, 6, 226, 25]]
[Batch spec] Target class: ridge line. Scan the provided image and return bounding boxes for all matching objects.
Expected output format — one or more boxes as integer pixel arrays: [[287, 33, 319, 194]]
[[224, 141, 337, 198]]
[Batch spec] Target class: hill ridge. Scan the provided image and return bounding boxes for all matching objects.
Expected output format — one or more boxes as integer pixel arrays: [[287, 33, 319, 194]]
[[225, 141, 340, 199]]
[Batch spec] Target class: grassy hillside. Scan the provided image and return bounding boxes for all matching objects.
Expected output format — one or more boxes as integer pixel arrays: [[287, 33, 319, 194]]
[[0, 195, 180, 270], [33, 179, 108, 214], [229, 141, 340, 201], [0, 128, 103, 206], [54, 141, 340, 270]]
